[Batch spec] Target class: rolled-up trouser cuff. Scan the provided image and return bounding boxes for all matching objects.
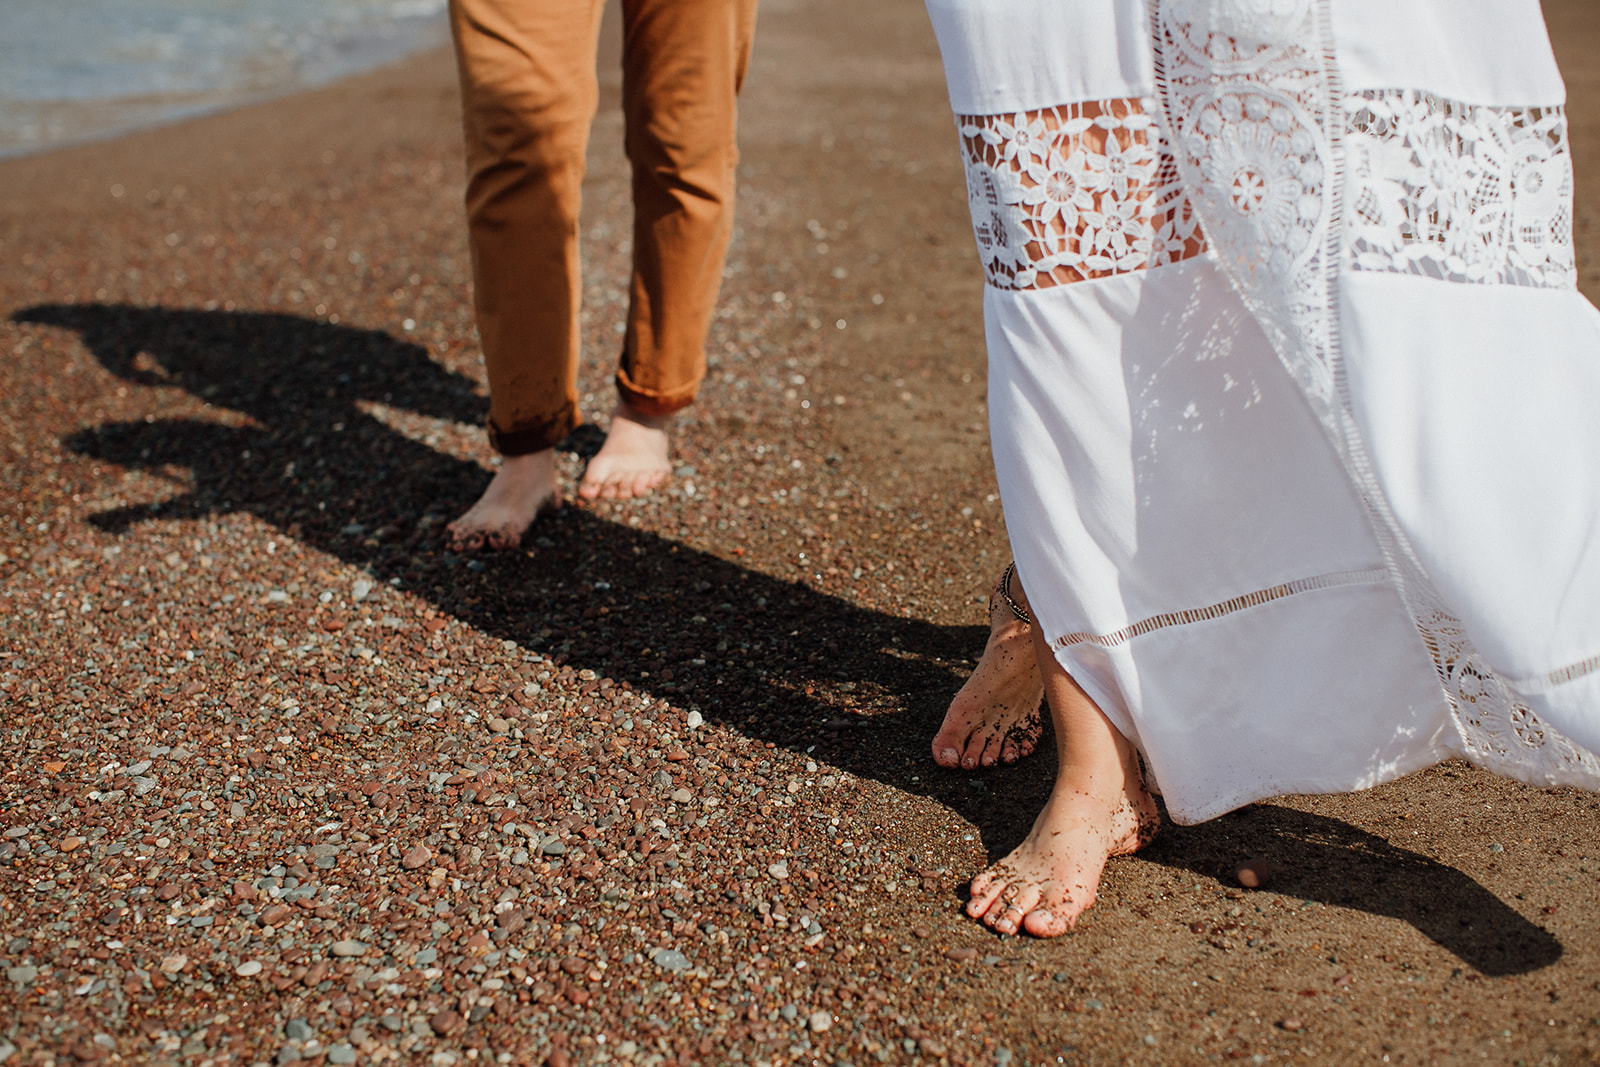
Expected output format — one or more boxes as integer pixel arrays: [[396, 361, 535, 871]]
[[487, 404, 579, 457], [615, 367, 699, 419]]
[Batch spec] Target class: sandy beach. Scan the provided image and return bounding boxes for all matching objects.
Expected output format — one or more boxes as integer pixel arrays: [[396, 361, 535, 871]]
[[4, 0, 1600, 1063]]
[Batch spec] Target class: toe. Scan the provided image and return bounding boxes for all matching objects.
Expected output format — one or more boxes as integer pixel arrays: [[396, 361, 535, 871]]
[[965, 868, 1009, 918], [933, 744, 961, 769], [1021, 907, 1075, 938], [965, 731, 994, 769]]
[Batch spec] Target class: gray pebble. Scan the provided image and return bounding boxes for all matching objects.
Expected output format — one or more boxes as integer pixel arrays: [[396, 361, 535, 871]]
[[653, 949, 691, 973], [670, 788, 694, 804], [414, 948, 438, 965], [7, 966, 38, 986], [780, 1003, 798, 1022], [327, 1045, 357, 1065], [6, 938, 26, 954], [767, 862, 789, 880], [315, 856, 336, 869], [276, 1046, 300, 1065], [309, 843, 340, 860], [1085, 998, 1104, 1011], [380, 1015, 403, 1033], [126, 760, 152, 776], [133, 777, 159, 796], [653, 770, 673, 789], [540, 840, 567, 857], [0, 1039, 17, 1064], [285, 1019, 313, 1042], [511, 849, 529, 865], [330, 940, 367, 958]]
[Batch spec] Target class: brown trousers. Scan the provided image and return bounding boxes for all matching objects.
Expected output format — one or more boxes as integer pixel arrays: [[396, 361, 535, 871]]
[[449, 0, 758, 456]]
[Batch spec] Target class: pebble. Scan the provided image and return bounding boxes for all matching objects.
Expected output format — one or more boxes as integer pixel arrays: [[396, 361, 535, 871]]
[[286, 1019, 313, 1042], [808, 1010, 833, 1033], [768, 862, 789, 880], [488, 716, 510, 733], [541, 839, 567, 856], [402, 844, 432, 869], [1234, 858, 1271, 889], [0, 1040, 16, 1064], [653, 949, 691, 973], [779, 1004, 798, 1022], [670, 788, 694, 804], [126, 760, 152, 776], [943, 948, 977, 963], [429, 1009, 465, 1036], [414, 948, 438, 965], [331, 940, 368, 958], [1280, 1017, 1304, 1032], [686, 710, 704, 729], [60, 837, 82, 852], [235, 960, 263, 977], [327, 1045, 357, 1065], [159, 955, 188, 974], [7, 966, 39, 986]]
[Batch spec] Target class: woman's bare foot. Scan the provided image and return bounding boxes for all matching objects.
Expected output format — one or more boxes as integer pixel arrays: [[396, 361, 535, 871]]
[[965, 625, 1159, 937], [932, 567, 1044, 769], [447, 449, 560, 551], [578, 402, 672, 501]]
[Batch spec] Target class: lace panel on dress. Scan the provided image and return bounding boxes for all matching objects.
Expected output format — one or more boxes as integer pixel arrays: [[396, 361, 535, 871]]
[[1346, 90, 1575, 289], [1150, 0, 1600, 789], [957, 99, 1208, 290]]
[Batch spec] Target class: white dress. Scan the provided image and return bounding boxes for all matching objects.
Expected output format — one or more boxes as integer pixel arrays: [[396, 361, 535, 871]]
[[923, 0, 1600, 822]]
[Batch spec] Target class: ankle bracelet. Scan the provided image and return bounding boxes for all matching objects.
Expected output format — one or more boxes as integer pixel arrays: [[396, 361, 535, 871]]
[[998, 561, 1033, 625]]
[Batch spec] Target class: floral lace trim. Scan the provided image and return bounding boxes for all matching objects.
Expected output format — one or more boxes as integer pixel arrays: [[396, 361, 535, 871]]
[[957, 99, 1207, 290], [1150, 0, 1600, 789], [959, 86, 1578, 298], [1346, 90, 1576, 288], [1050, 568, 1387, 652]]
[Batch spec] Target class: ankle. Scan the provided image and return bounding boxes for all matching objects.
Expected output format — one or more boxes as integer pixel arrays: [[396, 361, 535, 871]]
[[611, 400, 672, 432]]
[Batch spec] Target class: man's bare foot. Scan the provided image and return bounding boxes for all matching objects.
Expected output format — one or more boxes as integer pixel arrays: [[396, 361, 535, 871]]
[[447, 449, 560, 551], [578, 403, 672, 501], [965, 624, 1159, 937], [933, 567, 1044, 770]]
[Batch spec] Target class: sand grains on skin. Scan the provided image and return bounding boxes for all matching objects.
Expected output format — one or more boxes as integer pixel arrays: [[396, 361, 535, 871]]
[[933, 568, 1045, 770], [447, 449, 561, 551]]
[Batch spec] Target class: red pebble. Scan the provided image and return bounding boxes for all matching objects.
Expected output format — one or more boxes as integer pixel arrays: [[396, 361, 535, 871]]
[[1235, 858, 1271, 889]]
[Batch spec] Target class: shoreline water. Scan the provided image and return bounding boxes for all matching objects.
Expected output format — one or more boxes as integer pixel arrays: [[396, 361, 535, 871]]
[[0, 0, 448, 159]]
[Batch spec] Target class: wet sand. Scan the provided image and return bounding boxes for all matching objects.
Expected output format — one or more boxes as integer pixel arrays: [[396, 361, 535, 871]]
[[3, 0, 1600, 1063]]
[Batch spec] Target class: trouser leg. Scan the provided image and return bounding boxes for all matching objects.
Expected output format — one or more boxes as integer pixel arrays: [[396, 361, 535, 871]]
[[450, 0, 606, 455], [616, 0, 759, 416]]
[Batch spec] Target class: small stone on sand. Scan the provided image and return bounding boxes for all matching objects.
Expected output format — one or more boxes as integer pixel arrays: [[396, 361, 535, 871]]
[[1234, 858, 1271, 889], [235, 960, 263, 977]]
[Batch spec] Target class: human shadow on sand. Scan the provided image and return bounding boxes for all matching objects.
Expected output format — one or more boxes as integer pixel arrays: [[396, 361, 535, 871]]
[[17, 301, 1562, 977]]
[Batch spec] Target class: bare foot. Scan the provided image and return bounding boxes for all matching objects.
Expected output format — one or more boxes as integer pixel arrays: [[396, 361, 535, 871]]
[[447, 449, 560, 551], [965, 625, 1159, 937], [578, 403, 672, 501], [933, 567, 1044, 770]]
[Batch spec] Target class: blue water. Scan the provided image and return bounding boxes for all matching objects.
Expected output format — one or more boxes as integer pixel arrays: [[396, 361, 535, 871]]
[[0, 0, 449, 158]]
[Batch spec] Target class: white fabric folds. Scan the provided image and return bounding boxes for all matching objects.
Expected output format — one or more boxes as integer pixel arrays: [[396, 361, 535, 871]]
[[924, 0, 1600, 821]]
